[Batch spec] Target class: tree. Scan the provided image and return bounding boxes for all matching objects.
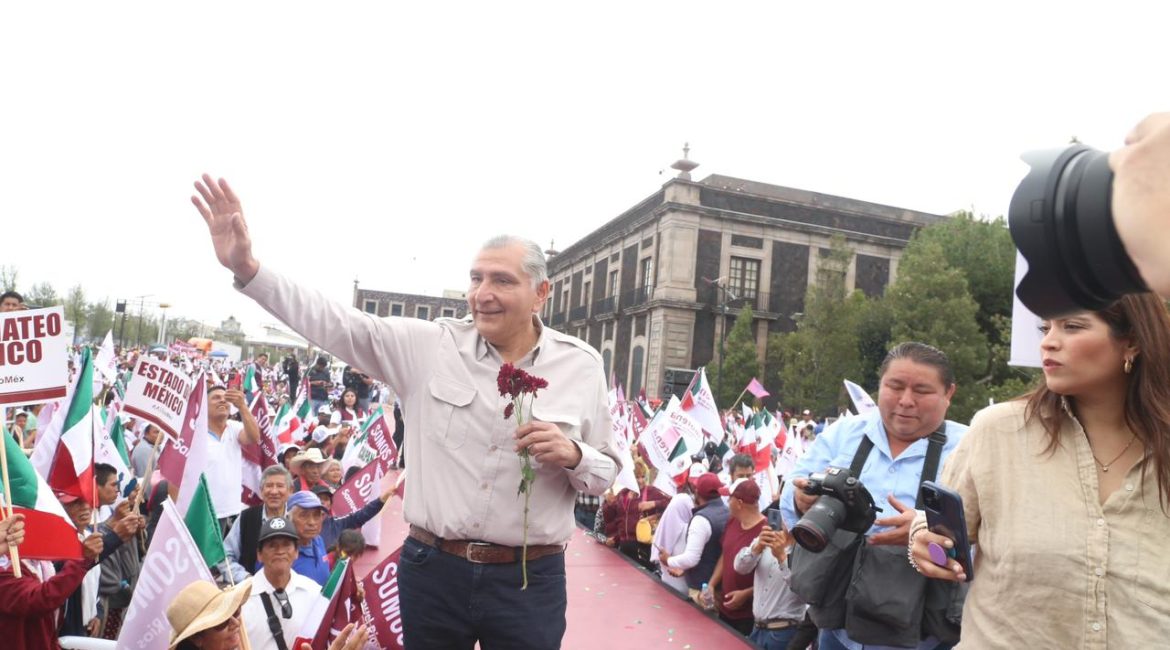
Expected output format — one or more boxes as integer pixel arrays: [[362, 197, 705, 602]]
[[25, 282, 61, 307], [0, 266, 17, 293], [766, 236, 868, 415], [884, 240, 988, 422], [86, 299, 115, 341], [64, 285, 88, 344], [707, 305, 760, 408]]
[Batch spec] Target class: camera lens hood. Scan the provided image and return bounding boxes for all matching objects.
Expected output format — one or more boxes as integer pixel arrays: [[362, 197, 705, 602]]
[[1009, 144, 1146, 318]]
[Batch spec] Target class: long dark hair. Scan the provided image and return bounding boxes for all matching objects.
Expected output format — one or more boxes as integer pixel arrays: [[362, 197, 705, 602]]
[[1024, 293, 1170, 510]]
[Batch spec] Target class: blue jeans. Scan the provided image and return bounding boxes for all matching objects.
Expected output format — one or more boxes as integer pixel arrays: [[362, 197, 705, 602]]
[[817, 629, 949, 650], [750, 626, 797, 650], [310, 399, 328, 415], [398, 536, 567, 650]]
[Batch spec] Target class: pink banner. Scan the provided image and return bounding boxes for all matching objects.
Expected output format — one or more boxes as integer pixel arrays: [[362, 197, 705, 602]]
[[360, 545, 405, 650], [118, 500, 216, 650], [156, 374, 205, 490], [331, 460, 384, 518]]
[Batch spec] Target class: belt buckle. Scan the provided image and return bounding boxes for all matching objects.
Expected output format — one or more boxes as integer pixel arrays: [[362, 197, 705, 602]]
[[465, 542, 495, 564]]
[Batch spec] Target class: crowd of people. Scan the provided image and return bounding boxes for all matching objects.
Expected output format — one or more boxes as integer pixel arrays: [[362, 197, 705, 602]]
[[5, 111, 1170, 649], [0, 334, 401, 649]]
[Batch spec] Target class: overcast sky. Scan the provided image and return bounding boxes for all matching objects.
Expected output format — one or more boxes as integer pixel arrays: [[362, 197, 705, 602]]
[[2, 1, 1166, 336]]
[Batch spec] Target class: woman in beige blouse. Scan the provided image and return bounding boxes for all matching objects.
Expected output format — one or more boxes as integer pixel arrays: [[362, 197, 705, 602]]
[[911, 292, 1170, 648]]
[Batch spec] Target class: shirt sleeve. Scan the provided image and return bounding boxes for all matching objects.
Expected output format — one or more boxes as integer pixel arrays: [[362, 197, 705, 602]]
[[779, 425, 840, 531], [940, 413, 984, 544], [224, 516, 243, 563], [238, 266, 439, 401], [562, 373, 621, 495], [734, 538, 762, 575], [0, 559, 93, 616], [668, 516, 712, 570]]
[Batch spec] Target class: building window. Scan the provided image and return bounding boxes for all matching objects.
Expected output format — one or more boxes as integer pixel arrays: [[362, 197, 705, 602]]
[[416, 305, 430, 320], [609, 270, 619, 297], [441, 308, 455, 318], [640, 258, 653, 287], [562, 289, 570, 311], [630, 346, 644, 397], [729, 257, 760, 299], [582, 281, 591, 305], [602, 349, 612, 384], [363, 299, 378, 314], [390, 302, 404, 317]]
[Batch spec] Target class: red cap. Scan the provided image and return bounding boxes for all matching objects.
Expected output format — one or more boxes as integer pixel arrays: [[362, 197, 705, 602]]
[[727, 478, 761, 504], [693, 473, 724, 499], [55, 490, 81, 504]]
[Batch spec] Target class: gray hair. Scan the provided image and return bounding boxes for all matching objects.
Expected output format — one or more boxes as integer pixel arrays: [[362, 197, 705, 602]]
[[261, 465, 293, 489], [481, 235, 548, 289]]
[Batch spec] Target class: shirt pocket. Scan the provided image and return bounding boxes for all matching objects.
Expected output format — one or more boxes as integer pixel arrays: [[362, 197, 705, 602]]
[[426, 375, 477, 449], [1135, 509, 1170, 615]]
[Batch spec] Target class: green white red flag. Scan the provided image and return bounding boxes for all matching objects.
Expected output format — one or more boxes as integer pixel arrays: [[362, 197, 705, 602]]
[[680, 367, 724, 442], [47, 348, 97, 505], [0, 430, 83, 560], [293, 557, 361, 648]]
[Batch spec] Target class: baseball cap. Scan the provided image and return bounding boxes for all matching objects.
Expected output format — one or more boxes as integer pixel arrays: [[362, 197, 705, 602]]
[[693, 473, 724, 500], [55, 490, 81, 504], [311, 484, 334, 498], [318, 404, 333, 416], [727, 478, 761, 504], [286, 490, 329, 512], [257, 516, 299, 547]]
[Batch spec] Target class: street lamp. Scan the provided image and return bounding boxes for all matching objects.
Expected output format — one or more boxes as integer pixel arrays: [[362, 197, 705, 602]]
[[157, 303, 172, 345], [703, 277, 739, 402]]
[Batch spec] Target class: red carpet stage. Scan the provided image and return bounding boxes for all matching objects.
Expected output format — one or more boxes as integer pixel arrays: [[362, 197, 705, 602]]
[[355, 472, 754, 649]]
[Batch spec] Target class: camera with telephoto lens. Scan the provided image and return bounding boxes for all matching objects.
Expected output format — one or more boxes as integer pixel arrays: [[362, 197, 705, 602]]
[[791, 467, 879, 553], [1009, 144, 1147, 318]]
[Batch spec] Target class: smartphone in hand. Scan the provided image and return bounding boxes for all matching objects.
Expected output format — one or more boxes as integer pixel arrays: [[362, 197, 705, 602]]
[[766, 507, 784, 531], [920, 481, 974, 581]]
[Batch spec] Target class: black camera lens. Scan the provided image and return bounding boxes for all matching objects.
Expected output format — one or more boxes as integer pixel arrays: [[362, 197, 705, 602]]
[[1009, 144, 1147, 318], [792, 497, 847, 553]]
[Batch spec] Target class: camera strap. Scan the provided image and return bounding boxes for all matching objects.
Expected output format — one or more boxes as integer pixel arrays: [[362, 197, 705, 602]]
[[916, 425, 949, 508], [847, 423, 948, 507], [260, 592, 290, 650]]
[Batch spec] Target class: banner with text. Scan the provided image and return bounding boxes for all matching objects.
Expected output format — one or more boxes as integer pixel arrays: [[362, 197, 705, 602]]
[[360, 544, 405, 650], [0, 306, 68, 406], [123, 357, 194, 439], [117, 499, 216, 650]]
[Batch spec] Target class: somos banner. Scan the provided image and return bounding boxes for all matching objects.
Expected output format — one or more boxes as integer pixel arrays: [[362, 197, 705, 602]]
[[0, 306, 69, 406], [123, 356, 194, 439], [361, 545, 405, 650]]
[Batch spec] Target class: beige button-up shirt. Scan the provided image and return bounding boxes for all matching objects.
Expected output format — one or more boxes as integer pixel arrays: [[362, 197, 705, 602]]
[[943, 401, 1170, 649], [240, 266, 620, 546]]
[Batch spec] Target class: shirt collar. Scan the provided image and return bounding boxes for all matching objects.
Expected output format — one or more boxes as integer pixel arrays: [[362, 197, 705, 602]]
[[475, 315, 546, 363]]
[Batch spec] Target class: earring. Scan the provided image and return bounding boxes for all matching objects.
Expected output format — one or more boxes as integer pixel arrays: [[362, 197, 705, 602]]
[[1124, 357, 1133, 374]]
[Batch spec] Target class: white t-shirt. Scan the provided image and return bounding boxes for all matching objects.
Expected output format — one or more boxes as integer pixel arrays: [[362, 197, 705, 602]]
[[242, 569, 322, 650], [206, 419, 245, 518]]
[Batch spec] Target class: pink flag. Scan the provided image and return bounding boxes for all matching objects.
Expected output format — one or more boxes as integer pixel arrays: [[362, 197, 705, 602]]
[[745, 377, 770, 399], [361, 545, 406, 650], [118, 500, 216, 650], [157, 374, 206, 491]]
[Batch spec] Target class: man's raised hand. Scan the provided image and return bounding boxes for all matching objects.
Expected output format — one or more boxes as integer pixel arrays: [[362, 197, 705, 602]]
[[191, 174, 260, 284]]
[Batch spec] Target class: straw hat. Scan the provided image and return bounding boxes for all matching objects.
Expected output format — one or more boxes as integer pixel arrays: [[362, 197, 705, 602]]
[[167, 579, 252, 648], [289, 447, 328, 471]]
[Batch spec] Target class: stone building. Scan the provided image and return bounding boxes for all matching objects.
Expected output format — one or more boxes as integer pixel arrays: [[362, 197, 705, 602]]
[[543, 150, 946, 400], [352, 282, 469, 321]]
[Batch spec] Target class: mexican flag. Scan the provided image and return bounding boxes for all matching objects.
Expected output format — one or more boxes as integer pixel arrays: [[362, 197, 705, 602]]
[[242, 364, 260, 403], [47, 348, 97, 506], [1, 432, 83, 560], [274, 376, 311, 443], [680, 367, 724, 442], [293, 558, 360, 648], [95, 405, 135, 498]]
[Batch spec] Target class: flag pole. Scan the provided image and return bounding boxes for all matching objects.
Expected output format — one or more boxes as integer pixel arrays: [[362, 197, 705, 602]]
[[0, 431, 24, 578], [728, 387, 751, 414]]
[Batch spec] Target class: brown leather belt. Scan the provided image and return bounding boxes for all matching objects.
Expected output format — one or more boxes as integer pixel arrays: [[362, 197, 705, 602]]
[[755, 618, 799, 630], [408, 525, 566, 565]]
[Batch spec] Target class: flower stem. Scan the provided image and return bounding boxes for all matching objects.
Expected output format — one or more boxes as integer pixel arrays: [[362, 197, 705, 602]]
[[522, 472, 530, 590]]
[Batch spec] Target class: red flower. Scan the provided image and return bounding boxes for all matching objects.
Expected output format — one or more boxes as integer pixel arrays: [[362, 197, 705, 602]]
[[504, 402, 514, 419]]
